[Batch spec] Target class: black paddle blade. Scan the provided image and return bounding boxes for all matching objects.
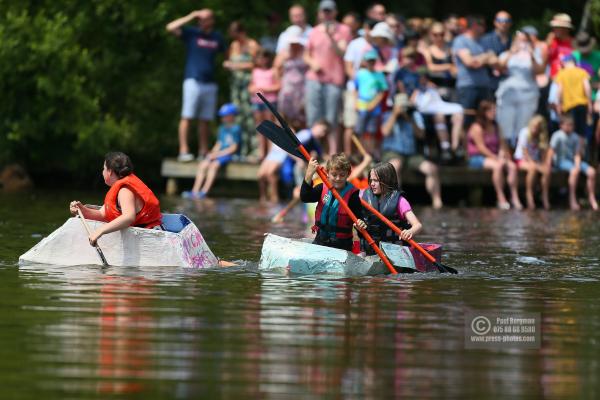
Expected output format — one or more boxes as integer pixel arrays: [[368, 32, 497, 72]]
[[256, 120, 304, 158], [435, 262, 457, 274], [256, 93, 300, 146]]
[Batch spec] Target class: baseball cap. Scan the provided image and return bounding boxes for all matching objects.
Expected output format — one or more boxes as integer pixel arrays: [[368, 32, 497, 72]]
[[363, 49, 378, 61], [318, 0, 336, 11], [218, 103, 238, 117]]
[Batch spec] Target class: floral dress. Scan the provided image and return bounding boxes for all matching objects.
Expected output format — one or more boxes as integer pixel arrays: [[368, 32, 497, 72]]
[[277, 56, 308, 127], [229, 52, 255, 156]]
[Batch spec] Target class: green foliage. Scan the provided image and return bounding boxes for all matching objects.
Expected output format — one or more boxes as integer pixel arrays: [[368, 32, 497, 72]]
[[0, 0, 587, 188]]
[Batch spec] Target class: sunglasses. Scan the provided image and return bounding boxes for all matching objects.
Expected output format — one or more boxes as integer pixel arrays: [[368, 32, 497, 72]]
[[432, 32, 444, 36], [495, 17, 512, 23]]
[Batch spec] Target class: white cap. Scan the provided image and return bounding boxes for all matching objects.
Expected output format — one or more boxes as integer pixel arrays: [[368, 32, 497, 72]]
[[370, 22, 395, 43], [286, 25, 306, 46]]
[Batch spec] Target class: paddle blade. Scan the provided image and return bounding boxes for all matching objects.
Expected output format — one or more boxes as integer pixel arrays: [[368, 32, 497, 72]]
[[435, 262, 457, 274], [256, 93, 300, 145], [256, 120, 303, 158]]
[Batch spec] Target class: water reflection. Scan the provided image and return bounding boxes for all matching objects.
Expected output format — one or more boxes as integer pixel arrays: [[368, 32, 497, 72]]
[[2, 195, 600, 398]]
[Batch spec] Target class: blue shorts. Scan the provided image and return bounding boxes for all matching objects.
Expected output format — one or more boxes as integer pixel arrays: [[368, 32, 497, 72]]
[[215, 154, 233, 166], [181, 79, 218, 120], [555, 159, 590, 174], [355, 107, 381, 135], [468, 155, 486, 169]]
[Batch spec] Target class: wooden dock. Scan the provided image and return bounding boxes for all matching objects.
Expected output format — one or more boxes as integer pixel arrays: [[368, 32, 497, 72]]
[[161, 158, 590, 205]]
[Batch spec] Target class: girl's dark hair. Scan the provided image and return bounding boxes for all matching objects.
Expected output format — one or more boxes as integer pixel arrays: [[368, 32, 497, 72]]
[[105, 152, 134, 178], [368, 162, 398, 194], [256, 49, 274, 65], [475, 99, 495, 125]]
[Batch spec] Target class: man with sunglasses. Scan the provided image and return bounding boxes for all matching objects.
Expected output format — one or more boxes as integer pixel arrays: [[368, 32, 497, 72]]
[[481, 10, 513, 90]]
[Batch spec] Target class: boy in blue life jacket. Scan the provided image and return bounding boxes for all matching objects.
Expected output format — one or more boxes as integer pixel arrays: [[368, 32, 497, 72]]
[[300, 153, 367, 251]]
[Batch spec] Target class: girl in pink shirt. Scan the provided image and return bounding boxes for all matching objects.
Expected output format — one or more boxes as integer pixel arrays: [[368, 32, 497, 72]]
[[360, 162, 423, 255], [249, 49, 280, 160]]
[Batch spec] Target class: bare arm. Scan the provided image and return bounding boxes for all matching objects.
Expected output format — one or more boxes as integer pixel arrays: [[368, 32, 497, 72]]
[[166, 10, 202, 36], [381, 108, 399, 136], [456, 48, 484, 68], [424, 47, 454, 73], [400, 210, 422, 241], [70, 202, 106, 221], [209, 143, 239, 159], [88, 188, 137, 245]]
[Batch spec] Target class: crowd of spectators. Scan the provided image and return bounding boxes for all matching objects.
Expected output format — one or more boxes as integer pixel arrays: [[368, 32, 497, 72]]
[[167, 2, 600, 210]]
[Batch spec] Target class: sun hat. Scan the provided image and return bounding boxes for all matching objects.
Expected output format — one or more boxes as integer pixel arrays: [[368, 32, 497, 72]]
[[549, 13, 573, 29], [575, 31, 597, 53], [218, 103, 238, 117], [286, 25, 306, 46], [370, 22, 395, 42], [318, 0, 336, 11]]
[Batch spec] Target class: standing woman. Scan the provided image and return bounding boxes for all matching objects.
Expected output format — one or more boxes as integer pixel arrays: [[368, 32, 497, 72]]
[[361, 162, 423, 255], [467, 101, 523, 210], [513, 115, 552, 210], [274, 26, 308, 128], [495, 30, 544, 148], [69, 152, 162, 245], [223, 21, 260, 157]]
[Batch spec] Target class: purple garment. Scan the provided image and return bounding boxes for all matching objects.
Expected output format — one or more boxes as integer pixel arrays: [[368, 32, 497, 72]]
[[467, 123, 500, 156], [277, 57, 308, 124]]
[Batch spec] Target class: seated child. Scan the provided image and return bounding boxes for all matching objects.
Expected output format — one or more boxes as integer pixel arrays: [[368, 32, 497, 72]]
[[550, 115, 598, 210], [300, 153, 367, 251], [258, 120, 329, 203], [360, 162, 423, 255], [182, 103, 241, 199], [355, 49, 388, 154]]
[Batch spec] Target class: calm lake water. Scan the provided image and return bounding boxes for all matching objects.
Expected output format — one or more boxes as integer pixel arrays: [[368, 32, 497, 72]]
[[1, 191, 599, 399]]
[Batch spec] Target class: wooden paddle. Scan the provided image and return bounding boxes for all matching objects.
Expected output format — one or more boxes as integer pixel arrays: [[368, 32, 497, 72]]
[[360, 199, 457, 274], [76, 208, 109, 266], [351, 133, 368, 156], [272, 197, 301, 223], [255, 93, 398, 274]]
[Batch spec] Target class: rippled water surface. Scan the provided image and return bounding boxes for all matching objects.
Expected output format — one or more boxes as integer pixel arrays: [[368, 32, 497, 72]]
[[1, 192, 599, 399]]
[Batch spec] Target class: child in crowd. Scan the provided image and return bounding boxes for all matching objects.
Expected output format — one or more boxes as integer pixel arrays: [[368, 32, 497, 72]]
[[513, 115, 552, 210], [555, 54, 592, 146], [411, 72, 465, 162], [259, 120, 328, 204], [300, 153, 367, 251], [467, 100, 523, 210], [182, 104, 241, 199], [249, 49, 280, 160], [550, 115, 598, 210], [360, 162, 423, 255], [355, 50, 389, 155], [381, 93, 443, 209]]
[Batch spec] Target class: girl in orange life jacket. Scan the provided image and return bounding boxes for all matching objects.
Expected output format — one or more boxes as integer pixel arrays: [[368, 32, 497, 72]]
[[300, 153, 367, 251], [361, 162, 422, 255], [69, 152, 162, 246]]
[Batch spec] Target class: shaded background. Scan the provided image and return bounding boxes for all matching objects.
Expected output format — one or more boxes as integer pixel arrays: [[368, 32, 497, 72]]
[[0, 0, 593, 189]]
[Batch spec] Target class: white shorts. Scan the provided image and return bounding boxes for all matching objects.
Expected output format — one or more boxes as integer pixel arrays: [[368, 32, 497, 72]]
[[343, 90, 358, 128], [181, 78, 218, 120]]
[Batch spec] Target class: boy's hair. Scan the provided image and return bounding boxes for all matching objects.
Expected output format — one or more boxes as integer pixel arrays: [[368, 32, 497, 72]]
[[105, 152, 134, 179], [326, 153, 352, 174], [560, 114, 574, 125], [313, 118, 331, 131], [368, 162, 399, 194]]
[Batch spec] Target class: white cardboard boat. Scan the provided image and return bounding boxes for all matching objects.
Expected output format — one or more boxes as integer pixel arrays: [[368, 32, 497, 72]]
[[19, 214, 219, 268], [258, 233, 443, 276]]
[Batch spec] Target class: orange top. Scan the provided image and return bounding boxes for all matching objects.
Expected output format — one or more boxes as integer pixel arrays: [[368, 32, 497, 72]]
[[103, 174, 162, 228]]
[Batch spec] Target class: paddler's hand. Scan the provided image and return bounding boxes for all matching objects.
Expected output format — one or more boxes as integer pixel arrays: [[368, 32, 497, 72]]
[[354, 219, 367, 230], [70, 201, 83, 216], [89, 229, 103, 247], [399, 228, 414, 242], [304, 158, 319, 183]]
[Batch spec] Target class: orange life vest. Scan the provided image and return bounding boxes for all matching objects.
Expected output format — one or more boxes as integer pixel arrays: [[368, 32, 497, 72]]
[[103, 174, 162, 229]]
